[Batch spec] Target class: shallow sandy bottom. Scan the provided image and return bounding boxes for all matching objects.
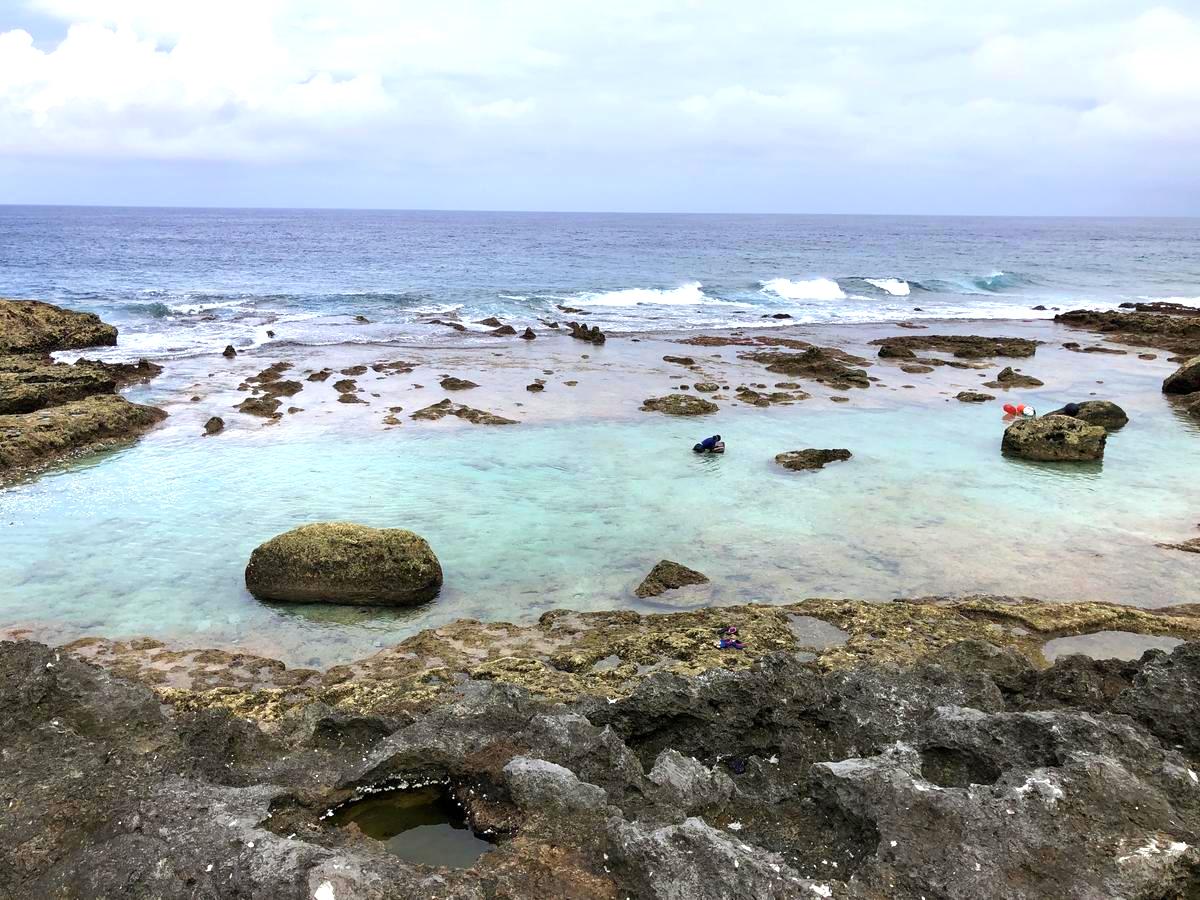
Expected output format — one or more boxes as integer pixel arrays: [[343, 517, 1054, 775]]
[[4, 317, 1198, 666]]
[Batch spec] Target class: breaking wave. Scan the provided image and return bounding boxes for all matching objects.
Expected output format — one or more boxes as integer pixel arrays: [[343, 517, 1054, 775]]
[[864, 278, 910, 296], [759, 277, 846, 301], [568, 281, 726, 307]]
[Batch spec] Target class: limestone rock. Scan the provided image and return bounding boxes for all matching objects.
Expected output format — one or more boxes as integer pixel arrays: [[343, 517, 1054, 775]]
[[956, 391, 995, 403], [410, 398, 517, 425], [244, 522, 443, 606], [1002, 415, 1106, 461], [439, 376, 478, 391], [0, 298, 117, 353], [634, 560, 709, 598], [871, 334, 1038, 359], [502, 757, 608, 814], [775, 448, 852, 471], [984, 366, 1044, 389], [1163, 357, 1200, 395], [640, 395, 718, 416]]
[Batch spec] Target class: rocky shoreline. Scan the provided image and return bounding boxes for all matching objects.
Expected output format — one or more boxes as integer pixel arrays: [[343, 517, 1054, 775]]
[[4, 596, 1200, 899], [3, 297, 1200, 897]]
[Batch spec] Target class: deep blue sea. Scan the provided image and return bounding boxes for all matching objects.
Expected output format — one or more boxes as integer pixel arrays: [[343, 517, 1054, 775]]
[[1, 207, 1197, 361]]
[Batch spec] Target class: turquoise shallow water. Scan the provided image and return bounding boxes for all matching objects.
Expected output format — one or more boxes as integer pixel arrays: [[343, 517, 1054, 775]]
[[2, 392, 1198, 667]]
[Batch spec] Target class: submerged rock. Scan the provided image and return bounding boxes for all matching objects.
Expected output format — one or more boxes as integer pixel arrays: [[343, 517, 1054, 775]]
[[640, 395, 718, 415], [634, 560, 710, 598], [1163, 357, 1200, 395], [1002, 415, 1106, 461], [439, 376, 479, 391], [956, 391, 995, 403], [0, 298, 117, 353], [985, 366, 1044, 389], [244, 522, 443, 606], [1157, 537, 1200, 554], [663, 355, 696, 366], [410, 398, 517, 425], [775, 448, 852, 471], [1046, 400, 1129, 430], [740, 347, 871, 390], [222, 344, 237, 358], [235, 395, 281, 418]]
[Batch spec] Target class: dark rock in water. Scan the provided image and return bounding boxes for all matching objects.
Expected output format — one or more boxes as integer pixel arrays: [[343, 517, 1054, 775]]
[[439, 376, 479, 391], [491, 325, 518, 336], [222, 344, 237, 358], [871, 334, 1039, 359], [260, 379, 302, 398], [1157, 537, 1200, 554], [333, 378, 358, 394], [768, 313, 792, 319], [634, 559, 709, 598], [557, 304, 585, 314], [520, 327, 536, 340], [693, 382, 720, 392], [1046, 400, 1128, 430], [340, 365, 368, 376], [1032, 305, 1047, 310], [1119, 300, 1200, 316], [1063, 342, 1126, 355], [307, 368, 332, 382], [663, 355, 696, 366], [203, 416, 224, 435], [1002, 416, 1106, 461], [0, 298, 117, 353], [901, 364, 934, 374], [741, 347, 871, 390], [1163, 357, 1200, 395], [1055, 309, 1200, 357], [235, 395, 281, 418], [526, 382, 545, 392], [984, 366, 1044, 389], [640, 395, 718, 416], [354, 314, 370, 323], [567, 321, 606, 344], [411, 398, 517, 425], [878, 344, 917, 359], [956, 391, 995, 403], [75, 357, 164, 388], [477, 317, 504, 328], [245, 522, 442, 606], [266, 329, 275, 337], [429, 318, 468, 332], [775, 448, 852, 471], [0, 395, 167, 477], [337, 393, 366, 404]]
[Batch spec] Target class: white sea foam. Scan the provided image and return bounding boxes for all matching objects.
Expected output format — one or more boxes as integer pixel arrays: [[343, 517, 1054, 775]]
[[760, 277, 846, 301], [571, 281, 725, 307], [865, 277, 911, 296]]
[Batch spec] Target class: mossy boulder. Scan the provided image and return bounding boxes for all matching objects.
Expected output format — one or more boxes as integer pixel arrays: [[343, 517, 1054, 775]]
[[775, 448, 852, 471], [1001, 415, 1106, 462], [245, 522, 443, 606], [635, 560, 710, 598], [0, 299, 118, 354], [1045, 400, 1128, 431]]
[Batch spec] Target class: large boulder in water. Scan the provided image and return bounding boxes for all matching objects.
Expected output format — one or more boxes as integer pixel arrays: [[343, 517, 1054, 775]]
[[1045, 400, 1128, 430], [245, 522, 443, 606], [1001, 415, 1106, 462], [1163, 356, 1200, 395]]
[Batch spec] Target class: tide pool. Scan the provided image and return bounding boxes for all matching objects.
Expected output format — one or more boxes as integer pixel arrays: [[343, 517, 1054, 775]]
[[2, 398, 1197, 667]]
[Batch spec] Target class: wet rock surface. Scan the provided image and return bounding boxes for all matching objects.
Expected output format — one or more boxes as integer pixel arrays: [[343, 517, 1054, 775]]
[[871, 334, 1039, 359], [245, 522, 443, 606], [634, 560, 710, 598], [984, 366, 1044, 389], [410, 399, 517, 425], [956, 391, 995, 403], [567, 321, 606, 344], [5, 596, 1200, 899], [1002, 415, 1107, 461], [640, 395, 719, 415], [1046, 400, 1129, 430], [0, 300, 166, 483], [740, 347, 871, 390], [1056, 309, 1200, 357], [1163, 357, 1200, 395], [775, 448, 853, 471]]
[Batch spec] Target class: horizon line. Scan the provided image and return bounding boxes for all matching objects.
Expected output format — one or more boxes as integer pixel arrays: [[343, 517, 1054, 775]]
[[1, 202, 1196, 220]]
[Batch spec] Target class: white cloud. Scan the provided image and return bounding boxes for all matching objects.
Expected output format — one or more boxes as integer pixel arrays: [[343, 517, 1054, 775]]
[[0, 0, 1198, 209]]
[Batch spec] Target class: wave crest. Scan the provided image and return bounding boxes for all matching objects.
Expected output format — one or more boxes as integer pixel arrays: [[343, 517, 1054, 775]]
[[864, 277, 910, 297], [760, 277, 846, 301], [571, 281, 713, 307]]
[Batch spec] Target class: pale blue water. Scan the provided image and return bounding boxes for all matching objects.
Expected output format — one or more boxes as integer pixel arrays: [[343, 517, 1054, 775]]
[[3, 391, 1197, 666], [2, 207, 1198, 361]]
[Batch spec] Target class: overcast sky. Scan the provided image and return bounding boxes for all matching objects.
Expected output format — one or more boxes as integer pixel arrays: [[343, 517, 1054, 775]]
[[1, 1, 1198, 214]]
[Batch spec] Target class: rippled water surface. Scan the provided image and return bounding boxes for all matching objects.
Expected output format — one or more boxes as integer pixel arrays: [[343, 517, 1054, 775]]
[[3, 390, 1197, 666]]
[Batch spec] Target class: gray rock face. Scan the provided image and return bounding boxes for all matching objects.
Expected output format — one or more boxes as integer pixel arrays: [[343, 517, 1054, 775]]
[[1163, 356, 1200, 394], [1001, 415, 1107, 461], [5, 635, 1200, 900], [1046, 400, 1129, 430], [502, 757, 609, 814], [244, 522, 443, 605]]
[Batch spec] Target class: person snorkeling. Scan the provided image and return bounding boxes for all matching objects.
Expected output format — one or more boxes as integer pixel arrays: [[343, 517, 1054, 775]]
[[693, 434, 725, 454]]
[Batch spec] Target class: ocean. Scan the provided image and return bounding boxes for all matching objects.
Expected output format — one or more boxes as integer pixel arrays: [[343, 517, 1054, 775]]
[[1, 207, 1198, 361]]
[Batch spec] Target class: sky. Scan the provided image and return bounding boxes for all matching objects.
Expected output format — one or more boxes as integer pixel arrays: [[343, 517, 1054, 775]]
[[0, 1, 1199, 214]]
